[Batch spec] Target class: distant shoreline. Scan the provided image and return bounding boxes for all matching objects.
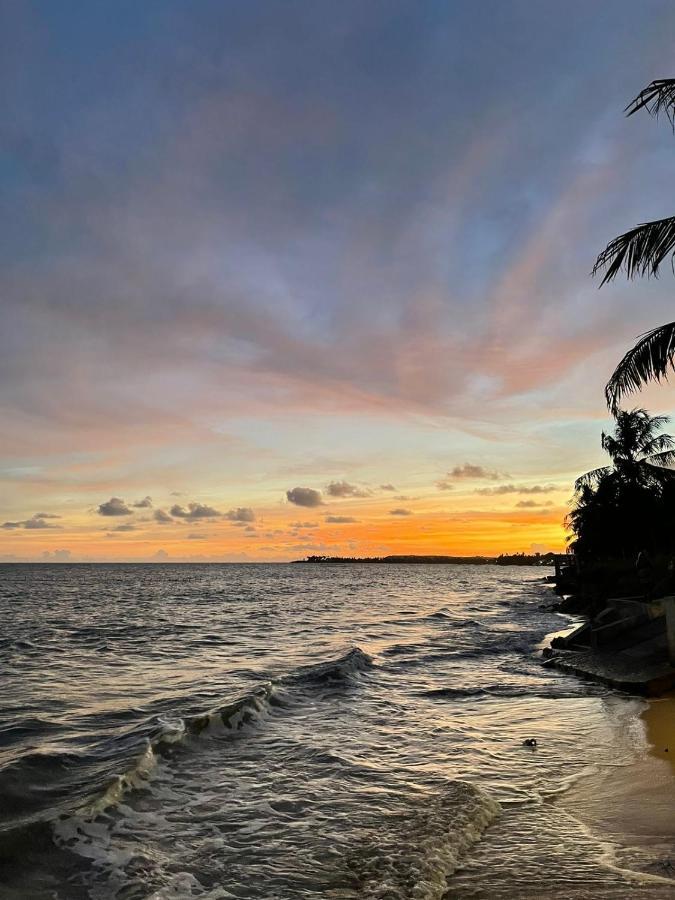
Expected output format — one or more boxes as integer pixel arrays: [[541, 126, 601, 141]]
[[292, 554, 555, 566]]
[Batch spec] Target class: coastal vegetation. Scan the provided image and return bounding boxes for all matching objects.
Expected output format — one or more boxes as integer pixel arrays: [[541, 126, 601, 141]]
[[567, 408, 675, 560], [296, 553, 556, 565], [559, 80, 675, 617]]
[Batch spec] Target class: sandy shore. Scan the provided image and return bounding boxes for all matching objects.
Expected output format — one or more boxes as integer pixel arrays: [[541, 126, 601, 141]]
[[642, 693, 675, 774], [555, 694, 675, 889]]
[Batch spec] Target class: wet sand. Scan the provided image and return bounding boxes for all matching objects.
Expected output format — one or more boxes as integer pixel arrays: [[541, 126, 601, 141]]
[[554, 694, 675, 891], [642, 693, 675, 774], [449, 695, 675, 898]]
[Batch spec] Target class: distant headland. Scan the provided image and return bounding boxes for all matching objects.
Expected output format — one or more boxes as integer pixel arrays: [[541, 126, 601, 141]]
[[292, 553, 555, 566]]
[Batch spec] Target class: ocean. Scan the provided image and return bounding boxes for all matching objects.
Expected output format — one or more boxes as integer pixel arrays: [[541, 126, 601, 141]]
[[1, 563, 673, 899]]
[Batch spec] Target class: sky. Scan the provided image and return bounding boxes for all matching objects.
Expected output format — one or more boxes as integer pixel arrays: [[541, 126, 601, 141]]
[[3, 0, 675, 562]]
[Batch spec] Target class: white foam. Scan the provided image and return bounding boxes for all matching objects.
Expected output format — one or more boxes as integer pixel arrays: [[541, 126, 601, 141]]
[[353, 780, 501, 900]]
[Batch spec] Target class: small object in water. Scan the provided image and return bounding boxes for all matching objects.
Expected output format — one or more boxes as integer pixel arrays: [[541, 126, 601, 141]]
[[523, 738, 537, 747]]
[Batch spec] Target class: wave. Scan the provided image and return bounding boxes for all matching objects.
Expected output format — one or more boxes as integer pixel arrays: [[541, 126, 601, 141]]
[[346, 781, 500, 900], [82, 648, 373, 815], [424, 612, 482, 627], [421, 684, 598, 700], [0, 646, 373, 853], [289, 647, 374, 685]]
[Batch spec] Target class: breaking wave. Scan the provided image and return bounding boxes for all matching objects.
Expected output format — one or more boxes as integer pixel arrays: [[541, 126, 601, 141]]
[[0, 647, 374, 851], [347, 781, 501, 900]]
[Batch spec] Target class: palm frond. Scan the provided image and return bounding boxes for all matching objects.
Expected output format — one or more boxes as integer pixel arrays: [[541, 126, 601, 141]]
[[592, 217, 675, 285], [640, 433, 675, 458], [605, 321, 675, 413], [574, 466, 611, 491], [625, 79, 675, 126], [644, 448, 675, 468], [639, 460, 675, 481]]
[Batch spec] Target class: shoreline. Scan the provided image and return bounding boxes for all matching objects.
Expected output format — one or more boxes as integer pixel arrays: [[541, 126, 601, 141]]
[[553, 693, 675, 890], [449, 612, 675, 899]]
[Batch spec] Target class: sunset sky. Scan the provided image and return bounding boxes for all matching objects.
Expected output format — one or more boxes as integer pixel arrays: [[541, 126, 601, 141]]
[[3, 1, 675, 561]]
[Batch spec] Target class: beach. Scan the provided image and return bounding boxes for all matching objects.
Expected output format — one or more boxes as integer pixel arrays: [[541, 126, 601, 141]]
[[449, 693, 675, 898]]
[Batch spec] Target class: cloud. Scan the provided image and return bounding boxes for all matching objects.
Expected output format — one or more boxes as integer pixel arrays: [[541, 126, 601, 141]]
[[23, 517, 54, 530], [515, 500, 554, 508], [447, 464, 506, 481], [187, 532, 208, 540], [113, 523, 136, 531], [41, 549, 71, 561], [325, 480, 370, 498], [476, 484, 558, 496], [380, 484, 396, 491], [0, 0, 665, 544], [133, 496, 153, 508], [436, 481, 455, 491], [390, 508, 413, 516], [154, 508, 173, 524], [290, 521, 319, 529], [170, 502, 221, 519], [152, 549, 169, 561], [286, 487, 323, 507], [225, 507, 256, 522], [2, 513, 59, 529], [98, 497, 132, 516], [325, 515, 358, 523]]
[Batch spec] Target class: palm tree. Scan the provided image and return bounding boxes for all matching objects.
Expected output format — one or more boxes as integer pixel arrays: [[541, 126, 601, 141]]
[[569, 408, 675, 558], [593, 79, 675, 412], [575, 407, 675, 490]]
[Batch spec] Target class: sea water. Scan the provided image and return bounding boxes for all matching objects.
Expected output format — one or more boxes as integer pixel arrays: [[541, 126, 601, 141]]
[[0, 563, 672, 899]]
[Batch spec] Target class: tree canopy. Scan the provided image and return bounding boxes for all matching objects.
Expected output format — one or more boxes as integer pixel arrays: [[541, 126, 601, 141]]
[[568, 408, 675, 559]]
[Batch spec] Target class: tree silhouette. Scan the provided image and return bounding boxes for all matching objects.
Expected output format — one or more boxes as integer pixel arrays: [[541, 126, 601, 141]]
[[593, 79, 675, 412], [575, 407, 675, 489], [569, 408, 675, 558]]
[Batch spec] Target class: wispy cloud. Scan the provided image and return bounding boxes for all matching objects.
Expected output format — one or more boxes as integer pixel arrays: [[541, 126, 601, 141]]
[[476, 484, 558, 496], [2, 512, 60, 530], [325, 481, 371, 498]]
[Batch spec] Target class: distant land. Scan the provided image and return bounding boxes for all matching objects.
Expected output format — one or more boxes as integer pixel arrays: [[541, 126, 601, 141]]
[[293, 553, 556, 566]]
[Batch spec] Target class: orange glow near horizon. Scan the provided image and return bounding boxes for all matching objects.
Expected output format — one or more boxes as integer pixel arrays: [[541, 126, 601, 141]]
[[0, 490, 569, 562]]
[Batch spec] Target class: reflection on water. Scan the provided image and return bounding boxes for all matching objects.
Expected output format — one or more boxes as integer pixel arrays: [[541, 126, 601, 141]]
[[0, 563, 673, 898]]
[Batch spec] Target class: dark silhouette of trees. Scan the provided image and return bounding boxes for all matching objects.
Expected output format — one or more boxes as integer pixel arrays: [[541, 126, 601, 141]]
[[593, 79, 675, 412], [568, 408, 675, 559]]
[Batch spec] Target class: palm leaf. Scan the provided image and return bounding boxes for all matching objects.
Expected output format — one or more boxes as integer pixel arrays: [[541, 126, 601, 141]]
[[639, 460, 675, 481], [645, 449, 675, 467], [625, 79, 675, 126], [605, 322, 675, 413], [640, 433, 675, 458], [574, 466, 611, 491], [592, 217, 675, 285]]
